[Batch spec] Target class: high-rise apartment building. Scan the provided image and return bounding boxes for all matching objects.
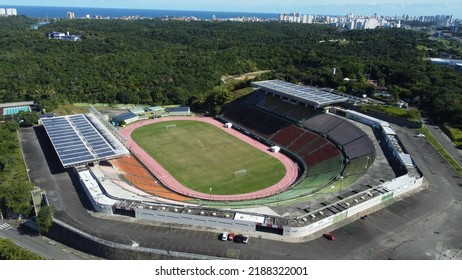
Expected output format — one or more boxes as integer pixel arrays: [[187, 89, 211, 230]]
[[436, 15, 454, 27], [6, 8, 17, 16]]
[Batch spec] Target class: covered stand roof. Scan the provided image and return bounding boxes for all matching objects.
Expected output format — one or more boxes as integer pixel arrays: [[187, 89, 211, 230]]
[[40, 114, 128, 168], [251, 80, 348, 108]]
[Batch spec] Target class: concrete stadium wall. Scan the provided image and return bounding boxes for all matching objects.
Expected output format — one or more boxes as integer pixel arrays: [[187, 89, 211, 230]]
[[78, 171, 115, 215], [47, 219, 225, 260], [135, 208, 256, 232], [346, 196, 382, 217], [283, 216, 334, 237], [282, 175, 423, 238], [130, 174, 421, 239]]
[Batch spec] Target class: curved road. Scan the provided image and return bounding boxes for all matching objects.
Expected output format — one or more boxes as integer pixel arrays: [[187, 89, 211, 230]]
[[0, 220, 98, 260]]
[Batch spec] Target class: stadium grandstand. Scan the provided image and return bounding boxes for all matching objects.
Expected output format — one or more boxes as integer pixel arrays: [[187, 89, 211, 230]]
[[251, 80, 348, 108], [39, 114, 129, 168], [220, 80, 375, 197]]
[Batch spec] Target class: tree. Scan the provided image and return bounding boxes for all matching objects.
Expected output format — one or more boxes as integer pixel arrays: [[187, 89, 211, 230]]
[[36, 205, 53, 234], [206, 85, 234, 115], [0, 16, 461, 128], [0, 180, 33, 216], [336, 86, 347, 93], [16, 111, 39, 127], [3, 121, 19, 132], [0, 239, 44, 260]]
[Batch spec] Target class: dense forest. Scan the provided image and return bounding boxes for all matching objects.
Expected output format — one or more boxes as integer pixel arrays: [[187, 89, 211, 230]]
[[0, 120, 33, 216], [0, 16, 461, 127]]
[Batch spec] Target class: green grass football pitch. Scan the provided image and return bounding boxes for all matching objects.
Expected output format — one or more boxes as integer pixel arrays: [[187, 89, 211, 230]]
[[131, 120, 286, 195]]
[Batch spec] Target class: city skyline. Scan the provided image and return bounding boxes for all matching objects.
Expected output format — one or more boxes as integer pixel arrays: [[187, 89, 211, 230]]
[[3, 0, 462, 18]]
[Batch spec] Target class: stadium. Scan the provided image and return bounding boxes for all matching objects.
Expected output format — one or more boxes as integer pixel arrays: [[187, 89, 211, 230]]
[[37, 80, 422, 238]]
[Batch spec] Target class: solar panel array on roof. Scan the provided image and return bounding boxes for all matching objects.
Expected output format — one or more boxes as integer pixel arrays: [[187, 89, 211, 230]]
[[69, 115, 116, 158], [251, 80, 348, 108], [41, 114, 118, 167]]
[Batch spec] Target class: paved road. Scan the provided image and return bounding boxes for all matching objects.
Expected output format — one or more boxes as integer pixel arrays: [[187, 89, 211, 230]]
[[19, 124, 462, 260], [422, 112, 462, 168], [0, 220, 97, 260]]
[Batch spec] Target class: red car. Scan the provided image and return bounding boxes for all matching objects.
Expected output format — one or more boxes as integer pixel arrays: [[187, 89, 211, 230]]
[[228, 232, 235, 241], [323, 233, 335, 241]]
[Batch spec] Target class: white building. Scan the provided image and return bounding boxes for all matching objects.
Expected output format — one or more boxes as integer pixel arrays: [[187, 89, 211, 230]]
[[364, 18, 380, 29], [1, 8, 17, 16], [6, 8, 17, 16], [67, 11, 75, 19]]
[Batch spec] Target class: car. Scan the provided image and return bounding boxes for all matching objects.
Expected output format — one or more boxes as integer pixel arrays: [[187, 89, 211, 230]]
[[228, 232, 235, 241], [234, 234, 244, 243], [221, 232, 228, 241], [242, 235, 250, 244], [322, 233, 335, 241], [416, 133, 425, 138]]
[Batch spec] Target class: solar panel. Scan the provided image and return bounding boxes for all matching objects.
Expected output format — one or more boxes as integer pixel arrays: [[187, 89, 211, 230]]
[[40, 114, 120, 167], [251, 80, 348, 107]]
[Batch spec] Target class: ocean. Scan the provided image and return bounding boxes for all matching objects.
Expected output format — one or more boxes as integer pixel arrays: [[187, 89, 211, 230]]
[[7, 5, 279, 20]]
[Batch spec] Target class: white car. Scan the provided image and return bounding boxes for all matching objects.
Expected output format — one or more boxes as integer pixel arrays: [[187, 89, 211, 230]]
[[221, 232, 228, 241], [416, 133, 425, 138], [242, 235, 250, 244]]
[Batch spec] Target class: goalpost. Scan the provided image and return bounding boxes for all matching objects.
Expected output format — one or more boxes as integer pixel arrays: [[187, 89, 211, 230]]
[[166, 124, 176, 129], [234, 169, 248, 178]]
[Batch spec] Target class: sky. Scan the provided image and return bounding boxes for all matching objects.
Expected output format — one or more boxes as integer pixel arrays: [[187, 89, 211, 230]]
[[3, 1, 462, 17]]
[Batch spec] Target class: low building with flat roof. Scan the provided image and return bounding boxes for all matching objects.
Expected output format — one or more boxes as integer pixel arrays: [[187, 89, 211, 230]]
[[112, 112, 139, 125], [129, 107, 146, 115]]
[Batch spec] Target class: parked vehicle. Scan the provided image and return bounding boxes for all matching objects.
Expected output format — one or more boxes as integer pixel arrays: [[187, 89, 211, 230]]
[[322, 233, 335, 241], [228, 232, 235, 241], [221, 232, 228, 241], [234, 234, 244, 243]]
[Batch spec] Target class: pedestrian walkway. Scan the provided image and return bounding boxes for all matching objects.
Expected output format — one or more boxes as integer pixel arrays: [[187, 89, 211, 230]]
[[0, 223, 12, 230]]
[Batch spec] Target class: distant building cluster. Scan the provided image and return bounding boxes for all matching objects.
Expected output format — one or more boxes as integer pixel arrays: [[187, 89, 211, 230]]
[[211, 14, 270, 22], [111, 106, 191, 126], [279, 12, 458, 30], [435, 15, 455, 27], [65, 10, 110, 20], [0, 8, 17, 16], [279, 12, 400, 30]]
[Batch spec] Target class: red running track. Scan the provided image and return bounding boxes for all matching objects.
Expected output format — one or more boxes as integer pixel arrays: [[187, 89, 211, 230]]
[[119, 117, 298, 201]]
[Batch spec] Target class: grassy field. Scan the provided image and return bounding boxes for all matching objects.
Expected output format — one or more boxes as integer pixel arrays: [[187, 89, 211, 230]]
[[131, 120, 286, 195], [443, 124, 462, 147]]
